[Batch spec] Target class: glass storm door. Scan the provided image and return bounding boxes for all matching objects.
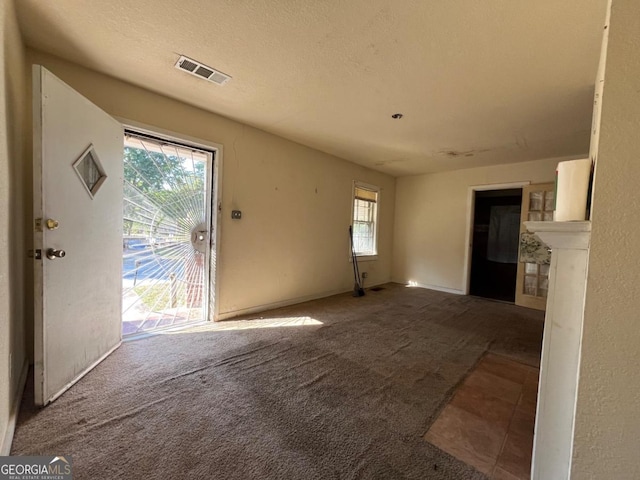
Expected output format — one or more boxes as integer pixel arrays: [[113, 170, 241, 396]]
[[121, 132, 213, 335]]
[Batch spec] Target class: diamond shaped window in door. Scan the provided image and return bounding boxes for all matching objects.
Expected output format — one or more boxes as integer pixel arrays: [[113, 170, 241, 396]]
[[73, 144, 107, 198]]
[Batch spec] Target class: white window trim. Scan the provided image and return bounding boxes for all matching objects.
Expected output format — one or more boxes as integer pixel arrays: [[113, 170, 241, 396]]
[[350, 180, 380, 261]]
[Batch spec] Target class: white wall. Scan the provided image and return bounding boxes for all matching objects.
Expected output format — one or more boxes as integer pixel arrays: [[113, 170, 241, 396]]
[[572, 0, 640, 477], [392, 158, 562, 292], [0, 0, 29, 454], [26, 50, 396, 320]]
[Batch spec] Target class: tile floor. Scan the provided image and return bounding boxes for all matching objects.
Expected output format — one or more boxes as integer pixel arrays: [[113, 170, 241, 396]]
[[424, 353, 539, 479]]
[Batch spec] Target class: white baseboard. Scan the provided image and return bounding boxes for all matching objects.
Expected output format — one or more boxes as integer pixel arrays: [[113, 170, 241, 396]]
[[418, 284, 464, 295], [391, 278, 464, 295], [216, 280, 391, 321], [1, 359, 28, 456], [217, 288, 350, 321], [360, 280, 388, 290]]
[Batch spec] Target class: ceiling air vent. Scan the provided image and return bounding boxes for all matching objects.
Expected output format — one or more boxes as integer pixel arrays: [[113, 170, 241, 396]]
[[175, 55, 231, 85]]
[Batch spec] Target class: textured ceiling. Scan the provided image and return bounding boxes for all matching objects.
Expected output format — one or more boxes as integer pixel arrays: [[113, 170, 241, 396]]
[[16, 0, 608, 176]]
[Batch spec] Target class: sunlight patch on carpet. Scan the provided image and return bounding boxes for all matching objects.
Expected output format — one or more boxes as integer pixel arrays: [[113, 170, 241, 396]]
[[159, 316, 323, 334]]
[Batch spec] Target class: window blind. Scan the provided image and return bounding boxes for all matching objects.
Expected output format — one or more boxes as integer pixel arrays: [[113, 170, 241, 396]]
[[354, 186, 377, 203]]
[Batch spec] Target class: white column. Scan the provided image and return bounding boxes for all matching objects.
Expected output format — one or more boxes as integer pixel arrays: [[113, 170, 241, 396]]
[[525, 221, 591, 480]]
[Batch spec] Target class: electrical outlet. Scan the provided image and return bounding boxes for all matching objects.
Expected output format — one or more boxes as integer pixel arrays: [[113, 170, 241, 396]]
[[362, 272, 368, 279], [231, 210, 242, 220]]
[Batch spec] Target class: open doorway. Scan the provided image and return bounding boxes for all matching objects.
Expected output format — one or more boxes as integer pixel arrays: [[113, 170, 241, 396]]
[[469, 188, 523, 302], [121, 130, 216, 336]]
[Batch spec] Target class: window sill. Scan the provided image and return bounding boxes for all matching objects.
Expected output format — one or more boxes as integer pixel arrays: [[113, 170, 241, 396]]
[[350, 254, 378, 262]]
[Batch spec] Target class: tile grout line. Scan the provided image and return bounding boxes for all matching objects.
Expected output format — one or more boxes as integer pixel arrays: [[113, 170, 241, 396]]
[[491, 385, 526, 479], [489, 351, 540, 371]]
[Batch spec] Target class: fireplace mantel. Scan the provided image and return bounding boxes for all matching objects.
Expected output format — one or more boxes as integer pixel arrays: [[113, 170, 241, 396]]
[[524, 220, 591, 480], [525, 221, 591, 250]]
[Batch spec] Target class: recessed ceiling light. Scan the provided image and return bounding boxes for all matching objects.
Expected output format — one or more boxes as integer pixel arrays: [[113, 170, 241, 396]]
[[391, 113, 403, 119]]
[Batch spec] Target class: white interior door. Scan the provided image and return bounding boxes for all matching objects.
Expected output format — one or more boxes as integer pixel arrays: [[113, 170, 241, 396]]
[[33, 66, 123, 406]]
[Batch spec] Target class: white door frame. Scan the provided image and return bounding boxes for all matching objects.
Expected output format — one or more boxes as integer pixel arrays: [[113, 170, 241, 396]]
[[462, 181, 530, 295], [117, 118, 224, 322]]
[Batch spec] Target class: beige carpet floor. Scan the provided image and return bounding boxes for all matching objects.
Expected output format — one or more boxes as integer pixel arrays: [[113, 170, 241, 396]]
[[11, 283, 544, 479]]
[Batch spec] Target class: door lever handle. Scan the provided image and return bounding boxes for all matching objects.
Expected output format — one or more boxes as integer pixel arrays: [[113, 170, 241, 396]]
[[46, 248, 66, 259]]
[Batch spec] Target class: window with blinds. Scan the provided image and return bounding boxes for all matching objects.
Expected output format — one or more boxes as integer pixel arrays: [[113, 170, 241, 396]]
[[352, 182, 379, 256]]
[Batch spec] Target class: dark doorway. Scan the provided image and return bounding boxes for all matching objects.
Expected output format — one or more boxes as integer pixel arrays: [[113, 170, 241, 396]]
[[470, 189, 522, 302]]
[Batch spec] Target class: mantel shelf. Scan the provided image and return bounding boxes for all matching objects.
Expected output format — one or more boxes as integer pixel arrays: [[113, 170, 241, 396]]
[[524, 220, 591, 234], [524, 221, 591, 250]]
